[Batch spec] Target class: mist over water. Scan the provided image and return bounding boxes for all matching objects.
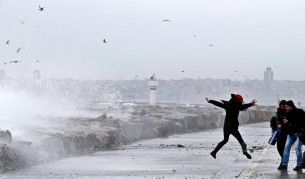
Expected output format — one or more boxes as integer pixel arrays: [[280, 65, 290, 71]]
[[0, 83, 105, 141]]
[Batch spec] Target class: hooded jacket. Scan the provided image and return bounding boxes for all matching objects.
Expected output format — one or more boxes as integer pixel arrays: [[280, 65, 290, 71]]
[[208, 98, 253, 130], [285, 107, 305, 135]]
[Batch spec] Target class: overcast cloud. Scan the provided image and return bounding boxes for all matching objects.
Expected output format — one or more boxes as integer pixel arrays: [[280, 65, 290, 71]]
[[1, 0, 305, 80]]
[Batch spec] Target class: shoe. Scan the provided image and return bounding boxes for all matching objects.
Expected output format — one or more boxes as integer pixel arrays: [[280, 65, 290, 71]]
[[210, 151, 216, 159], [277, 164, 282, 170], [293, 166, 303, 171], [278, 165, 287, 170], [241, 143, 251, 159], [243, 152, 252, 159]]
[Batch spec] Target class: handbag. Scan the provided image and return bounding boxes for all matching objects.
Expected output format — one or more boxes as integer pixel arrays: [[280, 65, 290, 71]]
[[268, 128, 281, 145]]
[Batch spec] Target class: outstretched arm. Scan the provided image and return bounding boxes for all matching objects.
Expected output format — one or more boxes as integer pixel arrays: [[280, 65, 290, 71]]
[[205, 97, 225, 109], [240, 99, 257, 111]]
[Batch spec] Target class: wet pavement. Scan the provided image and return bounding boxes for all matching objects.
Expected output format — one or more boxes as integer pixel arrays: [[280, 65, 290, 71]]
[[2, 122, 305, 179]]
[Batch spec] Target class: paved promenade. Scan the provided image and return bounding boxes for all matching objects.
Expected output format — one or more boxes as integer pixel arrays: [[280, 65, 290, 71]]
[[1, 122, 304, 179]]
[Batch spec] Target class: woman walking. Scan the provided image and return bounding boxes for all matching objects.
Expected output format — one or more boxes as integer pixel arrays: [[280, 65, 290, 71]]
[[274, 100, 289, 169]]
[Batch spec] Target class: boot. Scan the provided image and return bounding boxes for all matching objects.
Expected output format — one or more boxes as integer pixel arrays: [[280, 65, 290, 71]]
[[210, 151, 216, 159], [210, 141, 226, 159], [242, 143, 252, 159]]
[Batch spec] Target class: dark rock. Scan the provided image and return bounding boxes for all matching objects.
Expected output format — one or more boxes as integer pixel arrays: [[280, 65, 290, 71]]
[[0, 144, 17, 173], [153, 124, 169, 137], [139, 109, 146, 116], [96, 114, 107, 120], [0, 130, 12, 144]]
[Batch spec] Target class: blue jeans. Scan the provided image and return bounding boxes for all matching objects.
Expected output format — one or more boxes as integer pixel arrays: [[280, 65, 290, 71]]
[[282, 133, 303, 166]]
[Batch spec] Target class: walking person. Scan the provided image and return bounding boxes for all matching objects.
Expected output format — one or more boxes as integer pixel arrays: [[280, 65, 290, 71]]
[[278, 100, 305, 171], [205, 94, 257, 159], [274, 100, 289, 169]]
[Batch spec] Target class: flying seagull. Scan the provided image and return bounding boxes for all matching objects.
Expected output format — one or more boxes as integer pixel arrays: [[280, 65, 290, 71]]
[[10, 60, 21, 63], [5, 40, 10, 44], [180, 70, 185, 72], [18, 19, 25, 24], [16, 47, 22, 53], [134, 75, 138, 79], [209, 44, 213, 47], [103, 39, 107, 43], [38, 5, 45, 11], [163, 19, 171, 22]]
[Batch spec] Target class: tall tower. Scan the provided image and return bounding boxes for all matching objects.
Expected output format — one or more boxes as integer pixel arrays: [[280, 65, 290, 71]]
[[148, 74, 158, 105], [264, 67, 273, 85]]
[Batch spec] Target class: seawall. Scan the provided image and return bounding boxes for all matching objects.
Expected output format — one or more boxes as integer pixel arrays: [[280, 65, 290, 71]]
[[0, 105, 275, 173]]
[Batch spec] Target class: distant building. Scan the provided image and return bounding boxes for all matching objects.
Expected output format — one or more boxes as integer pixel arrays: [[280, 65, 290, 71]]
[[264, 67, 273, 85]]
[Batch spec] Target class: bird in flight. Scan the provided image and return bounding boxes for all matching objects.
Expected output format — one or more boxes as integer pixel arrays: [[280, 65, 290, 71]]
[[234, 70, 238, 72], [38, 5, 45, 11], [5, 40, 10, 44], [180, 70, 185, 72], [103, 39, 107, 43], [16, 47, 22, 53], [36, 60, 40, 63], [134, 75, 138, 79], [3, 60, 7, 65], [163, 19, 171, 22], [209, 44, 213, 47], [18, 19, 25, 24], [10, 60, 21, 63]]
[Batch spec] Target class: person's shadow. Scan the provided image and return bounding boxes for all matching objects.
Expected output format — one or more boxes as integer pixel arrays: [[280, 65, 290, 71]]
[[278, 169, 304, 179]]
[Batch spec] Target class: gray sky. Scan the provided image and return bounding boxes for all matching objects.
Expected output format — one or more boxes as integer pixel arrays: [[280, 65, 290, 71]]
[[1, 0, 305, 80]]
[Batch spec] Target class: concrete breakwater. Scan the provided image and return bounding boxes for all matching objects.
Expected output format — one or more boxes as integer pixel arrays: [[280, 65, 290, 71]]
[[0, 105, 275, 173]]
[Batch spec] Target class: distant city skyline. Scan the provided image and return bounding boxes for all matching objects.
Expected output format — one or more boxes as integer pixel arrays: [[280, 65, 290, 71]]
[[1, 66, 305, 82], [1, 0, 305, 81]]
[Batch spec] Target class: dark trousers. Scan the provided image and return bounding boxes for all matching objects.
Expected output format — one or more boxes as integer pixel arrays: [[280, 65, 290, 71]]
[[213, 128, 245, 153], [277, 133, 287, 163]]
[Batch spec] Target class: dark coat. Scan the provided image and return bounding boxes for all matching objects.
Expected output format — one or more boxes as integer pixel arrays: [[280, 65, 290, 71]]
[[285, 107, 305, 136], [276, 107, 289, 135], [209, 100, 253, 130]]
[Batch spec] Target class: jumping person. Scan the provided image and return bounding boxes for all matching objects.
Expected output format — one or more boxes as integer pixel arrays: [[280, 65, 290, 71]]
[[205, 94, 257, 159]]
